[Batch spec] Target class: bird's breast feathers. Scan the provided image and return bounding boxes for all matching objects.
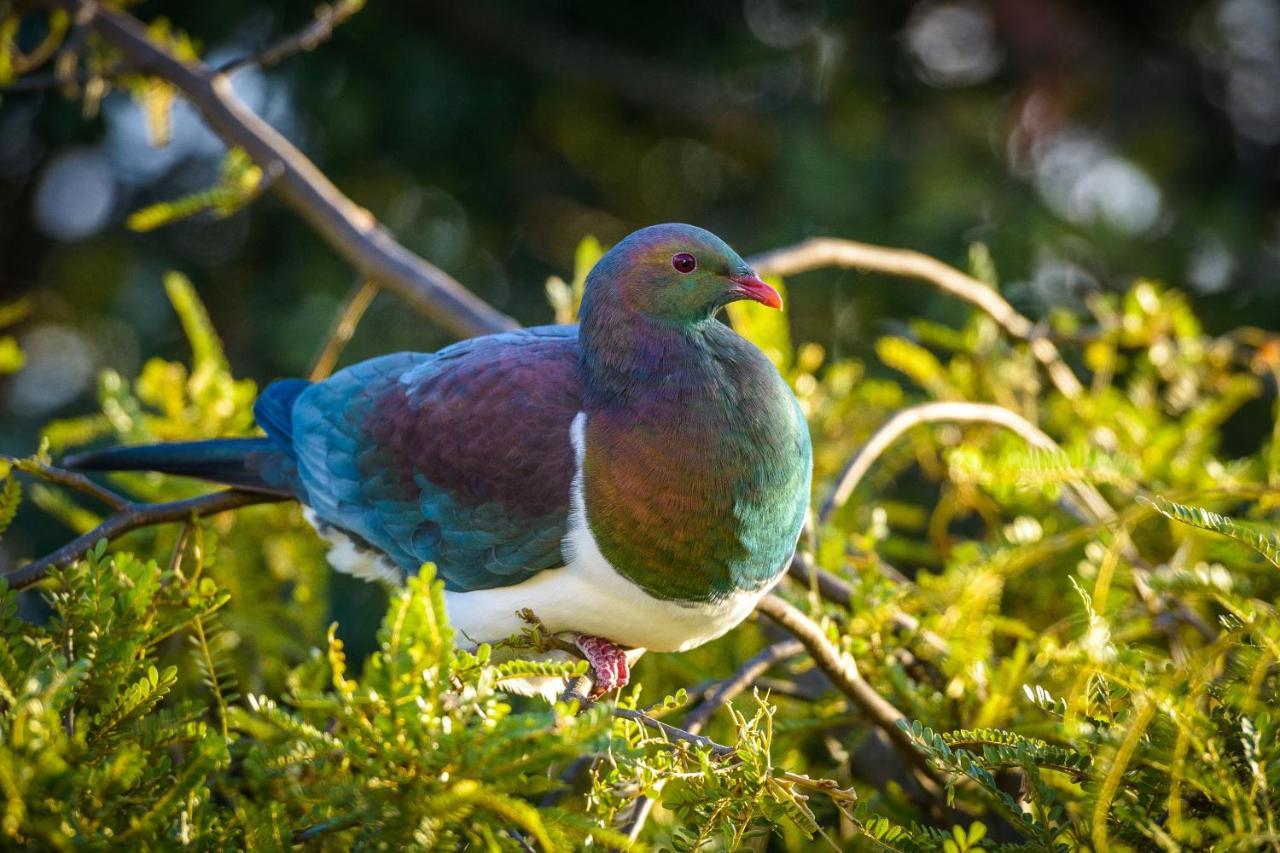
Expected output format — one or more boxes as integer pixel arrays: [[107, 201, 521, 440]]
[[442, 413, 778, 653], [297, 326, 810, 656]]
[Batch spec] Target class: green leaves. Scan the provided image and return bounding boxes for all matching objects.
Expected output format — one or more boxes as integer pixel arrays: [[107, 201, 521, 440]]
[[4, 256, 1278, 848], [127, 148, 266, 232], [545, 234, 605, 324], [1142, 495, 1280, 569], [0, 298, 29, 377], [0, 466, 19, 542], [726, 275, 793, 372]]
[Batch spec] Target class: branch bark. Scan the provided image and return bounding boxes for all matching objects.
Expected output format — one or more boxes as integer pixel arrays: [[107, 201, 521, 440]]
[[216, 0, 365, 75], [6, 457, 132, 512], [682, 639, 804, 735], [51, 0, 516, 340], [3, 489, 285, 590], [754, 593, 944, 787], [818, 401, 1096, 524], [750, 237, 1084, 400]]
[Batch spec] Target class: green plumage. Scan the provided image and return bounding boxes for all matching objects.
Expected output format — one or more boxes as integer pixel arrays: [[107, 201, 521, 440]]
[[577, 225, 812, 602]]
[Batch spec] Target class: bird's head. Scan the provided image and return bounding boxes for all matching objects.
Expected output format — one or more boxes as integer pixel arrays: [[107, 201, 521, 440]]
[[583, 223, 780, 327]]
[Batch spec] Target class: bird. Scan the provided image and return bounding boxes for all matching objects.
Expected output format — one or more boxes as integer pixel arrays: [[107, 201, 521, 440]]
[[66, 223, 814, 700]]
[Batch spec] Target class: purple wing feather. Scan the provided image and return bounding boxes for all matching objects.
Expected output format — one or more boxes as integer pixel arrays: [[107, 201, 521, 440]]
[[289, 326, 582, 590]]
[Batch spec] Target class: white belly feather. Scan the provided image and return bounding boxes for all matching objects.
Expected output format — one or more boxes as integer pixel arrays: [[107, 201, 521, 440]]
[[304, 411, 776, 696]]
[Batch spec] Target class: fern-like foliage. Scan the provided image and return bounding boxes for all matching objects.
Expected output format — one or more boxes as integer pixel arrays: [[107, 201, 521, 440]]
[[1, 255, 1278, 849], [1142, 494, 1280, 569]]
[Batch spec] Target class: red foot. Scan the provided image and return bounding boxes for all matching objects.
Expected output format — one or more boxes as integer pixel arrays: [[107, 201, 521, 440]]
[[574, 635, 630, 699]]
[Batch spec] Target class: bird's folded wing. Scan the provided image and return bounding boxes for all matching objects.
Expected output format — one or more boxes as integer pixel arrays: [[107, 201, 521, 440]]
[[289, 326, 582, 591]]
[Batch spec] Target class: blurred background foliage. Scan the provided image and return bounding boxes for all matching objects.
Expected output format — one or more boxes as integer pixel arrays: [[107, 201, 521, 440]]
[[3, 0, 1280, 849], [4, 0, 1280, 505]]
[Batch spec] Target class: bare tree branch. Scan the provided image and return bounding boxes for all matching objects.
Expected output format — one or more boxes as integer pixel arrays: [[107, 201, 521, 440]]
[[754, 593, 945, 788], [750, 237, 1084, 400], [613, 707, 735, 758], [5, 456, 132, 512], [816, 400, 1214, 651], [3, 489, 285, 590], [50, 0, 516, 340], [216, 0, 365, 76], [818, 401, 1093, 524], [682, 639, 804, 735]]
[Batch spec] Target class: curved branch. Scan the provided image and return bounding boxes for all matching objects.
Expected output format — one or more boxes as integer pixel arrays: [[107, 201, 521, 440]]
[[817, 401, 1215, 649], [54, 0, 515, 340], [3, 490, 286, 590], [750, 238, 1084, 399], [818, 400, 1111, 525]]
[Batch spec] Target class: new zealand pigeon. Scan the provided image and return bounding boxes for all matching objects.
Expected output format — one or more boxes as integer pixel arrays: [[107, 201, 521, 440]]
[[66, 224, 814, 699]]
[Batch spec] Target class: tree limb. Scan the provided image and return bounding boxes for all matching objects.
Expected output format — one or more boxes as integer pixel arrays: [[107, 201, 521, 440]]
[[754, 593, 945, 787], [50, 0, 516, 340], [613, 707, 735, 759], [749, 237, 1084, 399], [5, 456, 132, 512], [3, 489, 286, 590], [818, 401, 1095, 525], [682, 639, 804, 735]]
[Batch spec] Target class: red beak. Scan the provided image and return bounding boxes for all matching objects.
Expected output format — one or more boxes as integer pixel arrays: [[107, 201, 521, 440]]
[[728, 272, 783, 310]]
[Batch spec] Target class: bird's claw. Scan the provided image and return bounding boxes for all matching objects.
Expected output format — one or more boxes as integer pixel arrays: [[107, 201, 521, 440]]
[[573, 634, 630, 699]]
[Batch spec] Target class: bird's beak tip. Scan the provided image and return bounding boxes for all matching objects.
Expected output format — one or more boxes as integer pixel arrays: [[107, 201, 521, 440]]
[[728, 272, 783, 310]]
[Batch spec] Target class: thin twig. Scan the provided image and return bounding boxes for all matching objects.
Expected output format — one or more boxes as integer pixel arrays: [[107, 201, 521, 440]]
[[50, 0, 515, 340], [309, 279, 379, 381], [612, 707, 735, 759], [749, 237, 1084, 399], [816, 401, 1214, 650], [6, 456, 133, 512], [216, 0, 365, 76], [787, 552, 951, 658], [3, 490, 285, 590], [683, 640, 804, 735], [754, 593, 945, 788], [824, 399, 1105, 525]]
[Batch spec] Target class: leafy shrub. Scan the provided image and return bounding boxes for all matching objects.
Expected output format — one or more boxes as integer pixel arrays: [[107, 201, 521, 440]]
[[2, 254, 1279, 850]]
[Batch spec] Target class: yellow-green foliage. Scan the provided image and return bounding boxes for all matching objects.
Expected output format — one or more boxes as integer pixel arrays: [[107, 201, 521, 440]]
[[0, 299, 28, 377], [2, 257, 1279, 850], [126, 149, 266, 232]]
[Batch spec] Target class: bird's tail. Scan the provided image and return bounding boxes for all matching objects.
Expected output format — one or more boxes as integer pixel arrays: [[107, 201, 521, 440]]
[[63, 438, 291, 496]]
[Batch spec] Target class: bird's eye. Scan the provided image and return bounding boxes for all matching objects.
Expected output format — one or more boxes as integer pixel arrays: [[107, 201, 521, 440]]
[[672, 252, 697, 274]]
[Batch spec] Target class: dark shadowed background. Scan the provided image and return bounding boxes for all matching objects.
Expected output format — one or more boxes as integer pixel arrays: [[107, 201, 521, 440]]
[[2, 0, 1279, 563]]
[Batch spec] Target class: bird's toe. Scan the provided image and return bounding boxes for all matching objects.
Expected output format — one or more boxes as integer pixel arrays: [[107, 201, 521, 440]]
[[573, 634, 631, 698]]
